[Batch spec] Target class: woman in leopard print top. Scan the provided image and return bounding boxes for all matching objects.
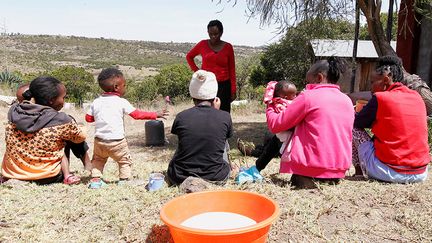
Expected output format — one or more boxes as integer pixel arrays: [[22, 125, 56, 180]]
[[1, 76, 86, 184]]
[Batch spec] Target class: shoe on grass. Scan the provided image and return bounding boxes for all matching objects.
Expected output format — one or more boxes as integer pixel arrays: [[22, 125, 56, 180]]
[[63, 174, 81, 185], [88, 178, 107, 189], [235, 170, 254, 185], [245, 166, 263, 182]]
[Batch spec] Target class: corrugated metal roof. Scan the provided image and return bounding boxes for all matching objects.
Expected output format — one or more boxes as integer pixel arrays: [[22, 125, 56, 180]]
[[310, 39, 397, 58]]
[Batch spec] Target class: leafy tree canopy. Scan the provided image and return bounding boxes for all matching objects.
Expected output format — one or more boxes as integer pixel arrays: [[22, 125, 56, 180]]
[[218, 0, 430, 57], [359, 13, 398, 41], [250, 18, 355, 88]]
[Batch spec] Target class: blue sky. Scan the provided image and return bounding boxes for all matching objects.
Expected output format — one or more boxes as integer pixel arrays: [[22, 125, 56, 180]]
[[0, 0, 282, 47]]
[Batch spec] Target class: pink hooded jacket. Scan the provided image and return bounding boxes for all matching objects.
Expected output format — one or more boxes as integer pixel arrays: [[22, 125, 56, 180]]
[[266, 84, 354, 178]]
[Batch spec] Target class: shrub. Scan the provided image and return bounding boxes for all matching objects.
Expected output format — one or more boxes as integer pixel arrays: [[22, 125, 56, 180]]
[[0, 71, 23, 90], [49, 66, 97, 106], [125, 77, 159, 104], [153, 64, 193, 99], [242, 85, 266, 101]]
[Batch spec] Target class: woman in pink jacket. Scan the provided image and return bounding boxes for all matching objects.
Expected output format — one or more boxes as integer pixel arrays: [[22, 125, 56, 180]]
[[266, 57, 354, 188]]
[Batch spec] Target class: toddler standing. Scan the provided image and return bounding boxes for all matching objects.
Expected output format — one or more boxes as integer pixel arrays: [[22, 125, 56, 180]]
[[86, 68, 167, 188]]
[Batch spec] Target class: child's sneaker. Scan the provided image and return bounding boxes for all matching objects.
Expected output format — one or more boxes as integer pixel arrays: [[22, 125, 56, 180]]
[[235, 170, 254, 184], [246, 166, 263, 182], [88, 178, 107, 189]]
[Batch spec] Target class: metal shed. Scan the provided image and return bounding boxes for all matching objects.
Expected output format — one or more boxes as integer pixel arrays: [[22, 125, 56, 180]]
[[310, 39, 397, 93]]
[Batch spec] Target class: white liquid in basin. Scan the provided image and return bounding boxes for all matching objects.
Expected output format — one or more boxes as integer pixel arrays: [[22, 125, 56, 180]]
[[180, 212, 257, 230]]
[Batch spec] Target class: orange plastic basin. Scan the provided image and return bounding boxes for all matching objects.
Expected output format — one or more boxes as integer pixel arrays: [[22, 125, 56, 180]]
[[160, 190, 279, 243]]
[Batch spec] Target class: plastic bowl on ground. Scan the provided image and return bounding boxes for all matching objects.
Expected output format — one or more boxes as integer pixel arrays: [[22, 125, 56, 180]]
[[160, 190, 279, 243]]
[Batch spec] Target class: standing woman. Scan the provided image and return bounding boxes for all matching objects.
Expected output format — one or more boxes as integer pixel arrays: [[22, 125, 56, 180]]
[[186, 20, 236, 113]]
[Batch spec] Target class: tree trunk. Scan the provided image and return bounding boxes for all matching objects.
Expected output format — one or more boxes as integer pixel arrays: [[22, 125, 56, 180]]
[[367, 19, 397, 56], [358, 0, 397, 57]]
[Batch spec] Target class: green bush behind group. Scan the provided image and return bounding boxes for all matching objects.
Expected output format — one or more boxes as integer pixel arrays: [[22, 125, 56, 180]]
[[0, 62, 264, 106]]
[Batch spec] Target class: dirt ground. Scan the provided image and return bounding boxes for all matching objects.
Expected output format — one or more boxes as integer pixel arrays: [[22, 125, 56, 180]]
[[1, 102, 431, 242]]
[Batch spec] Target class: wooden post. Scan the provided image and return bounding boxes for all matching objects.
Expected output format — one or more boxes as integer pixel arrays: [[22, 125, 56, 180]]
[[396, 0, 421, 73], [351, 0, 360, 93], [386, 0, 394, 42]]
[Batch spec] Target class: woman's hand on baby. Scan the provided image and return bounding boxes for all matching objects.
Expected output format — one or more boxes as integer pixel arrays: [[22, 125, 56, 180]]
[[157, 109, 169, 119]]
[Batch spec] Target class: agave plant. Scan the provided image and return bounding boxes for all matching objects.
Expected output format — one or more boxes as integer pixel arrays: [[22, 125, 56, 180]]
[[0, 71, 23, 86]]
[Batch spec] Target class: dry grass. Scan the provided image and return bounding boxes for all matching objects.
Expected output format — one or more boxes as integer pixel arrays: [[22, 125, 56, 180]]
[[1, 102, 432, 242]]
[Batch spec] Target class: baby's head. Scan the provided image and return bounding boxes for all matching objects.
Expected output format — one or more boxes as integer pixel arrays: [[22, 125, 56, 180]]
[[98, 68, 126, 96], [16, 83, 30, 103], [274, 80, 297, 100]]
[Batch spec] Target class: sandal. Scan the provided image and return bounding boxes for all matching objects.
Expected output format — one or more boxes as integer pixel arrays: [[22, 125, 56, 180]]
[[63, 174, 81, 185], [88, 178, 107, 189]]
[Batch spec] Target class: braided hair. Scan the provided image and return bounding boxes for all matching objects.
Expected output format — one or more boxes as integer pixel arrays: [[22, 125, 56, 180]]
[[309, 57, 347, 84], [22, 76, 62, 106], [375, 55, 404, 82], [326, 56, 346, 83]]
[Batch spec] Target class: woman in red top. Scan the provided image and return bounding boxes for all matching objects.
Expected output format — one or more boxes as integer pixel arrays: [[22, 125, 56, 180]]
[[186, 20, 236, 113], [352, 56, 429, 183]]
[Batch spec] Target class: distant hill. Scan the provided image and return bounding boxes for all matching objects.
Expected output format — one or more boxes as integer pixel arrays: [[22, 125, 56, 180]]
[[0, 34, 262, 78]]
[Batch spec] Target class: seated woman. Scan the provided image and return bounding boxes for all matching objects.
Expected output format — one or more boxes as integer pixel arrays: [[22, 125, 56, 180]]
[[167, 70, 233, 185], [352, 56, 429, 183], [266, 57, 354, 188], [1, 76, 86, 185], [16, 83, 92, 172]]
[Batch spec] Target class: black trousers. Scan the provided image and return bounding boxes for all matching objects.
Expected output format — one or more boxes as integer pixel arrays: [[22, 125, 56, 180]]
[[255, 135, 283, 171], [64, 141, 89, 163], [64, 114, 90, 163], [217, 80, 231, 113]]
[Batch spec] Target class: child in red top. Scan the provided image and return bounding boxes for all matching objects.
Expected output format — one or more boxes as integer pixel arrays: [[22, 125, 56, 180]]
[[86, 68, 168, 189], [186, 20, 236, 113], [236, 80, 297, 184], [264, 81, 297, 154]]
